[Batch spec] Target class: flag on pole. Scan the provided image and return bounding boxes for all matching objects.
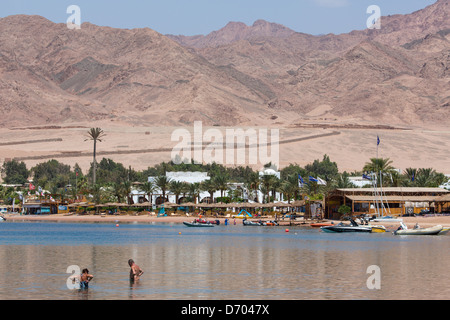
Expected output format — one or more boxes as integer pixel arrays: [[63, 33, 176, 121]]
[[377, 135, 380, 146], [308, 176, 318, 183], [29, 183, 35, 190], [362, 174, 372, 180], [298, 175, 305, 187], [317, 177, 327, 186]]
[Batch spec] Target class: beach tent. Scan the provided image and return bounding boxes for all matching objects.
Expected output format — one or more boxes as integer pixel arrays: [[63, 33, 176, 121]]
[[234, 209, 253, 218]]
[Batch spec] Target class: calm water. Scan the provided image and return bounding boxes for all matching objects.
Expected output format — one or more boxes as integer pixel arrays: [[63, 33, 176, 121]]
[[0, 220, 449, 300]]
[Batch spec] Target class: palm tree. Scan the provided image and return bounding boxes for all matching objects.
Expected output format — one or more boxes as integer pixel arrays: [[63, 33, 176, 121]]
[[122, 181, 133, 205], [280, 180, 297, 204], [404, 168, 418, 185], [85, 128, 106, 186], [260, 174, 276, 203], [333, 172, 355, 189], [154, 175, 172, 203], [415, 168, 439, 187], [247, 172, 260, 202], [139, 181, 155, 204], [200, 179, 217, 204], [112, 182, 125, 203], [189, 182, 201, 204], [363, 157, 394, 174], [170, 180, 184, 204], [363, 157, 395, 186], [213, 174, 229, 199]]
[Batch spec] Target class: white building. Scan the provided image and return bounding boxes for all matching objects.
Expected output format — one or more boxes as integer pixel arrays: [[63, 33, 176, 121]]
[[349, 176, 372, 188], [131, 169, 284, 205]]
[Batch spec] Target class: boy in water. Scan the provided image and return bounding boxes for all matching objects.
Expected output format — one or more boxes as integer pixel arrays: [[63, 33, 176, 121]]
[[79, 268, 94, 289], [128, 259, 144, 282]]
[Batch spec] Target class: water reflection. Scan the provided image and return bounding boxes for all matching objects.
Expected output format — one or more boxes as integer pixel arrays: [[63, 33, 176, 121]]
[[0, 222, 449, 299]]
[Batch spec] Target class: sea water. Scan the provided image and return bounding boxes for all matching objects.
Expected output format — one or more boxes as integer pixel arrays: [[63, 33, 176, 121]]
[[0, 221, 449, 300]]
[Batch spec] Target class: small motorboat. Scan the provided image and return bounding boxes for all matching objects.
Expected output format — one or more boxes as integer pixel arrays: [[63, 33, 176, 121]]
[[183, 219, 218, 227], [321, 218, 372, 233], [243, 219, 278, 226], [438, 227, 450, 235], [243, 219, 261, 226], [310, 222, 334, 228], [394, 223, 443, 236]]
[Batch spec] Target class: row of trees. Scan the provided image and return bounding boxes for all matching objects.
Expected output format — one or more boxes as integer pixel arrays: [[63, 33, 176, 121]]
[[1, 155, 448, 206]]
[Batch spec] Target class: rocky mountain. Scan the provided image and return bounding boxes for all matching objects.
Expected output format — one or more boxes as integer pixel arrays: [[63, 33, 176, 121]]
[[0, 0, 449, 129], [167, 19, 296, 48]]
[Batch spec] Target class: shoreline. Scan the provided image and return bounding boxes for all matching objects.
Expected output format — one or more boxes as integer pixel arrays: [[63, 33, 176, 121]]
[[4, 213, 450, 229]]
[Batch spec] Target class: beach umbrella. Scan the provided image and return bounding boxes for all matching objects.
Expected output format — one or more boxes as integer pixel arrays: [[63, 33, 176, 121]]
[[133, 202, 152, 207], [273, 202, 292, 207], [159, 201, 176, 208], [180, 202, 196, 207], [291, 200, 306, 207]]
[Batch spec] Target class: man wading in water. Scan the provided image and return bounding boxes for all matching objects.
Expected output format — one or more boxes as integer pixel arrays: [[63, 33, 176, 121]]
[[128, 259, 144, 282]]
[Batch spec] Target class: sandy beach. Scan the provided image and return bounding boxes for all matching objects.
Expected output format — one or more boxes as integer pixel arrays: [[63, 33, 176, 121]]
[[4, 213, 450, 230]]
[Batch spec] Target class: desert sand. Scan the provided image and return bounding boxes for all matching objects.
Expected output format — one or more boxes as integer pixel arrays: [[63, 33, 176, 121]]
[[1, 124, 449, 175]]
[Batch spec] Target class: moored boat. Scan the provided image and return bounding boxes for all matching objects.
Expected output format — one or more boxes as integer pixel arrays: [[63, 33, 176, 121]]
[[243, 219, 279, 226], [394, 223, 443, 235], [321, 218, 373, 233], [438, 227, 450, 235], [243, 219, 260, 226], [183, 219, 218, 227], [310, 222, 334, 228]]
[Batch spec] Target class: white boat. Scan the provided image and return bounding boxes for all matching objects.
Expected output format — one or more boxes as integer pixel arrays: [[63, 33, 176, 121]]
[[372, 216, 403, 223], [438, 227, 450, 235], [394, 223, 443, 236], [0, 215, 6, 222]]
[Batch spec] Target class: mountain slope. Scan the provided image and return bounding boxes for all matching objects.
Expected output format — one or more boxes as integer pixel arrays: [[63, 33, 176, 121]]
[[0, 0, 449, 129]]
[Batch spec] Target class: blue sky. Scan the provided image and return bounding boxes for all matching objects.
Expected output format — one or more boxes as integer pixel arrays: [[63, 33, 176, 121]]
[[2, 0, 437, 35]]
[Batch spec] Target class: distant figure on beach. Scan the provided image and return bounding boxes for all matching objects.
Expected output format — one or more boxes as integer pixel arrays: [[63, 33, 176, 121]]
[[128, 259, 144, 282], [79, 268, 94, 289]]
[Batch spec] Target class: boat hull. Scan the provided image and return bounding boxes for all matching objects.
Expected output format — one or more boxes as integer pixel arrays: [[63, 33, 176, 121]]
[[370, 225, 386, 233], [183, 221, 215, 227], [394, 225, 443, 235], [310, 223, 334, 228], [321, 226, 372, 233]]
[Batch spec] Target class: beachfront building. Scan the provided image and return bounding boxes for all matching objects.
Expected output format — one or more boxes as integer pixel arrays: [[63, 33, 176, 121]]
[[132, 172, 238, 206], [325, 187, 450, 220], [132, 169, 284, 206]]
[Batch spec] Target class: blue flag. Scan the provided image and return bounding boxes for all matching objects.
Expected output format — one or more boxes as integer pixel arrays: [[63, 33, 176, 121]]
[[309, 176, 318, 183], [362, 174, 372, 180], [298, 175, 304, 186], [377, 136, 380, 146]]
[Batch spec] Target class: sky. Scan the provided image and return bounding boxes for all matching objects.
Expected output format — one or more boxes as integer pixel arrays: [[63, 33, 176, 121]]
[[2, 0, 437, 36]]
